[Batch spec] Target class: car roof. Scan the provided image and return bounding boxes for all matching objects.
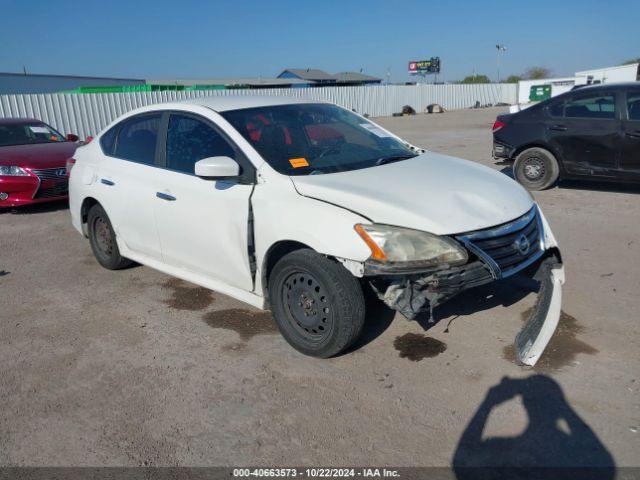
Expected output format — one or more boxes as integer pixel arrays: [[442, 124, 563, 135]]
[[184, 95, 326, 112], [0, 117, 42, 125], [571, 81, 640, 92]]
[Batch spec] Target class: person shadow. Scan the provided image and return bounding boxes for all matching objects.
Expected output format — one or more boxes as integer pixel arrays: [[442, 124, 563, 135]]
[[453, 375, 615, 480]]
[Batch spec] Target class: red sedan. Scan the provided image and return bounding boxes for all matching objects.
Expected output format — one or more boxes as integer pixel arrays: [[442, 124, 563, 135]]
[[0, 118, 79, 208]]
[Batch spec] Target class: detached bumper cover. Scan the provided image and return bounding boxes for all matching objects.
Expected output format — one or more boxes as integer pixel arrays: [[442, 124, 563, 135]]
[[516, 256, 565, 366]]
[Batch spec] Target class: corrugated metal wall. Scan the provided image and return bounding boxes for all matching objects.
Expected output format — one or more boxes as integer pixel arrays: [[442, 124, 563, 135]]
[[0, 84, 516, 139]]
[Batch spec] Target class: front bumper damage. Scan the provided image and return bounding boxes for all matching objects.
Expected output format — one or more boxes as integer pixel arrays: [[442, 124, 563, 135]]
[[366, 252, 564, 367], [347, 206, 566, 367]]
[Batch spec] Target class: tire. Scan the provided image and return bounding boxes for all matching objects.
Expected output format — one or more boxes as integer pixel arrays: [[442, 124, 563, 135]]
[[87, 203, 133, 270], [514, 147, 560, 191], [269, 249, 366, 358]]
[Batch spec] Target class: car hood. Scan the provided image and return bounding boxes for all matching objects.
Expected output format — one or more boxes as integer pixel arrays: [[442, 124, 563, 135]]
[[0, 142, 78, 168], [290, 151, 534, 235]]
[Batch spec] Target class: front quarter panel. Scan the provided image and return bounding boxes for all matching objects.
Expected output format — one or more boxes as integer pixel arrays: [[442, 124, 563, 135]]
[[252, 171, 372, 295]]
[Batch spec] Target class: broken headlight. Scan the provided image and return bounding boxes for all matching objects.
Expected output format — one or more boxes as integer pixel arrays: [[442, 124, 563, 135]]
[[354, 223, 468, 268]]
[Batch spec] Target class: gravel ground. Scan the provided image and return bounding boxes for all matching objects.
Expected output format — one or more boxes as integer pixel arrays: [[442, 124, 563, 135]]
[[0, 107, 638, 469]]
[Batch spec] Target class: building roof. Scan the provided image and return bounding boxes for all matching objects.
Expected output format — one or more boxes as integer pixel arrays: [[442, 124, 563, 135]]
[[146, 77, 311, 87], [278, 68, 336, 81], [334, 72, 382, 83]]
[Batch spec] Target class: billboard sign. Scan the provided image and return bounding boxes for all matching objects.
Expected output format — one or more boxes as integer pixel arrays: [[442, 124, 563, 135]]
[[408, 57, 441, 74]]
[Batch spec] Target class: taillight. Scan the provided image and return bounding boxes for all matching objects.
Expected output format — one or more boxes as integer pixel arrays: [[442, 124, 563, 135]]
[[66, 158, 76, 177], [84, 136, 93, 144], [492, 120, 506, 133]]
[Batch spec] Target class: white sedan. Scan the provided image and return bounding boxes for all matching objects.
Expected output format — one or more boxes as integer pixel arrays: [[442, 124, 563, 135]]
[[69, 96, 564, 364]]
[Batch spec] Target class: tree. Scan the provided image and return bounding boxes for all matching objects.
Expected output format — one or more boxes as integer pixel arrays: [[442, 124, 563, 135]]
[[505, 75, 522, 83], [621, 58, 640, 65], [524, 67, 552, 80], [460, 74, 491, 84]]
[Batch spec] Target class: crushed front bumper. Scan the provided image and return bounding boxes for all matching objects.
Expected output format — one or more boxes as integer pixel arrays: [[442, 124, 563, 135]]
[[364, 206, 564, 367]]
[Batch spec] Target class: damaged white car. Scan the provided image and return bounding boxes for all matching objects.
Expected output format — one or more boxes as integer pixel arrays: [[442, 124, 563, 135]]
[[69, 97, 564, 365]]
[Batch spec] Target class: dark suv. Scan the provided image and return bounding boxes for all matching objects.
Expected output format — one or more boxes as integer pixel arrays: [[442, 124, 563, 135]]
[[493, 82, 640, 190]]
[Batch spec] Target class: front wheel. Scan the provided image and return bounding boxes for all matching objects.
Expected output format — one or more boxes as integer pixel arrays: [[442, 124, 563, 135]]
[[514, 147, 560, 191], [269, 249, 366, 358]]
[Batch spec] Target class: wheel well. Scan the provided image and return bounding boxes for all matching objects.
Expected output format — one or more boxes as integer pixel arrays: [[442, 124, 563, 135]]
[[513, 144, 557, 162], [261, 240, 312, 305], [80, 197, 99, 236]]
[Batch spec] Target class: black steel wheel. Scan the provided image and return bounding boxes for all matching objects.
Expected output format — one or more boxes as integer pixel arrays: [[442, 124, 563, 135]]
[[514, 147, 560, 191], [87, 203, 133, 270], [269, 249, 365, 358]]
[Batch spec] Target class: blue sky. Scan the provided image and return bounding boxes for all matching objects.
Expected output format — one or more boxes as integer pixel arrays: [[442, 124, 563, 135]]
[[1, 0, 638, 82]]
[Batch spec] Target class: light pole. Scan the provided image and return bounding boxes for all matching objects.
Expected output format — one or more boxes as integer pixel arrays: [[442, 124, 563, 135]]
[[496, 44, 507, 83]]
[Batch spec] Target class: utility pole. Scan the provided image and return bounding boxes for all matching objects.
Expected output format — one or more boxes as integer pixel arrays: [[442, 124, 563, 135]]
[[495, 44, 506, 83]]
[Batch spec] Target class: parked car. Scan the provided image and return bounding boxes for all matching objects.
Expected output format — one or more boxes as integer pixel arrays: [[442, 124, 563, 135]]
[[493, 82, 640, 190], [69, 97, 565, 365], [0, 118, 79, 207]]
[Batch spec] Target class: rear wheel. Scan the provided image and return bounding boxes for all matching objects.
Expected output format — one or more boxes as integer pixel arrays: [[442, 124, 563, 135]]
[[514, 147, 560, 191], [87, 203, 133, 270], [269, 249, 365, 358]]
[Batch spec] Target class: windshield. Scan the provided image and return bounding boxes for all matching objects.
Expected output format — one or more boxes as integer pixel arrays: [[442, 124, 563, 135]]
[[221, 103, 417, 175], [0, 122, 66, 147]]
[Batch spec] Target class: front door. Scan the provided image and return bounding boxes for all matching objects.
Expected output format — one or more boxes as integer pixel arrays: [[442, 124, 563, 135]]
[[546, 91, 619, 176], [153, 113, 254, 291], [619, 89, 640, 179]]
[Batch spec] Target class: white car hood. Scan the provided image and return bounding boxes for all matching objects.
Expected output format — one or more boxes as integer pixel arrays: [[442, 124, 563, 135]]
[[291, 151, 534, 235]]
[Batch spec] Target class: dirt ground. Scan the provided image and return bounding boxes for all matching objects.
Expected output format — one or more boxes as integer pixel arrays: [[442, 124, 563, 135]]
[[1, 107, 638, 469]]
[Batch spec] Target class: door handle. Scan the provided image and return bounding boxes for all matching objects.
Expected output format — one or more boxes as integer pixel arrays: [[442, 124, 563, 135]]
[[549, 124, 567, 132], [100, 178, 115, 186], [626, 130, 640, 138], [156, 192, 176, 201]]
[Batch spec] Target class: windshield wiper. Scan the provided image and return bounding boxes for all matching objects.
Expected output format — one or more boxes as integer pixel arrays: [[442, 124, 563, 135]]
[[374, 154, 417, 166]]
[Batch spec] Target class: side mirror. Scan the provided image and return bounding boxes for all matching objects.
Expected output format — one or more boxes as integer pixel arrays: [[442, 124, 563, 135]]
[[194, 156, 240, 179], [66, 133, 79, 142]]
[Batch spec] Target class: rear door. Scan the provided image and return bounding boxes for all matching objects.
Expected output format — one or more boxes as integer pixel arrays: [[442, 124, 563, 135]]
[[97, 113, 163, 260], [152, 112, 255, 291], [619, 88, 640, 179], [546, 90, 619, 176]]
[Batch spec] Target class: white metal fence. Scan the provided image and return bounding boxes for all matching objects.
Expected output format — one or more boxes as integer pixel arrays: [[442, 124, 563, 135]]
[[0, 83, 516, 139]]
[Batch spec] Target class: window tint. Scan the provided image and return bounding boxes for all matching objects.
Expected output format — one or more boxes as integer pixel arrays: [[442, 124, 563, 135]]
[[627, 92, 640, 121], [100, 126, 117, 155], [548, 101, 565, 117], [166, 114, 235, 174], [564, 93, 616, 119], [114, 114, 161, 164]]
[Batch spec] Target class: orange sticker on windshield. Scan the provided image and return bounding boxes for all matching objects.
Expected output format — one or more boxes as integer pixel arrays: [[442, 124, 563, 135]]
[[289, 157, 309, 168]]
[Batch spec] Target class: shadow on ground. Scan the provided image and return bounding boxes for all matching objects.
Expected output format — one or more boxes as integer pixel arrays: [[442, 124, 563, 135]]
[[498, 163, 640, 195], [453, 375, 615, 480], [0, 199, 69, 215], [415, 274, 539, 333]]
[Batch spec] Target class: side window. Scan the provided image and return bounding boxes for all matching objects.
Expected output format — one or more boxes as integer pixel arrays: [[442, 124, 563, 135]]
[[548, 101, 565, 117], [564, 93, 616, 119], [99, 125, 118, 155], [114, 114, 161, 164], [166, 114, 236, 174], [627, 92, 640, 121]]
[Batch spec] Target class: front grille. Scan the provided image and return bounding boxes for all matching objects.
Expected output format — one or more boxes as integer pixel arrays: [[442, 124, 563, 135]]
[[456, 207, 544, 278], [33, 182, 68, 199], [31, 167, 68, 181], [30, 168, 68, 199]]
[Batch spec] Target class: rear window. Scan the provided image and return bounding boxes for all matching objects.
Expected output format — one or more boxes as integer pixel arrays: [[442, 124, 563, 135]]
[[100, 126, 117, 155], [114, 114, 161, 165]]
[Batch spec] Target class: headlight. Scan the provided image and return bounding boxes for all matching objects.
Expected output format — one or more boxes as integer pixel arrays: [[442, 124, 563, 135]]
[[0, 166, 28, 176], [355, 223, 468, 268]]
